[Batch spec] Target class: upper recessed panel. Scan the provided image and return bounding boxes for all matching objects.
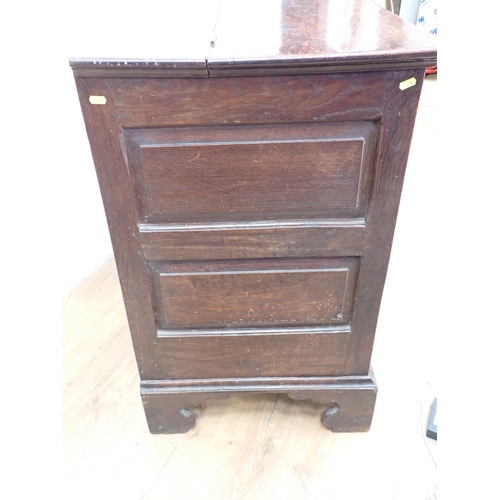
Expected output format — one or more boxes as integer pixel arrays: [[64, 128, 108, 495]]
[[125, 121, 377, 224]]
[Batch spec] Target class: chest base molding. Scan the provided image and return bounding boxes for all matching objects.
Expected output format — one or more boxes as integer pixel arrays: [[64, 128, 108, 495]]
[[141, 370, 377, 434]]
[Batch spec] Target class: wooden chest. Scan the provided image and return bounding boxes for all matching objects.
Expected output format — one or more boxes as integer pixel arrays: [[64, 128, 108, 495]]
[[70, 0, 436, 433]]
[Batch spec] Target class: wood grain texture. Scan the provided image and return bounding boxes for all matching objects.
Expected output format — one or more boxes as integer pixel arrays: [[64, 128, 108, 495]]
[[64, 256, 437, 499], [140, 222, 366, 261], [74, 69, 427, 430], [126, 121, 378, 223], [142, 140, 363, 217], [72, 0, 433, 436], [149, 332, 353, 379], [142, 393, 232, 434], [74, 68, 426, 421], [149, 257, 358, 329], [75, 71, 387, 382], [208, 0, 437, 76], [69, 0, 436, 77], [111, 72, 388, 127], [74, 77, 162, 380], [141, 375, 377, 433], [345, 68, 426, 374], [64, 72, 438, 498]]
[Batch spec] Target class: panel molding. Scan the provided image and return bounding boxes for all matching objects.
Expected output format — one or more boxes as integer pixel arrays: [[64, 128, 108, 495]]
[[139, 217, 366, 232], [157, 324, 351, 338], [141, 371, 376, 394]]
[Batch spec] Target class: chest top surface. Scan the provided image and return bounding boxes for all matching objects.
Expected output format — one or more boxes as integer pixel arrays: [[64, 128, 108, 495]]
[[69, 0, 437, 77]]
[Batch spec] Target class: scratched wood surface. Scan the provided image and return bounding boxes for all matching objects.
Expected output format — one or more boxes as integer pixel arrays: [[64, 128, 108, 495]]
[[208, 0, 436, 75], [69, 0, 436, 77], [63, 76, 437, 500]]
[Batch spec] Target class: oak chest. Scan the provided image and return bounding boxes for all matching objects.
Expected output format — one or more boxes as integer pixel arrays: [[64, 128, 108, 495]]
[[70, 0, 437, 433]]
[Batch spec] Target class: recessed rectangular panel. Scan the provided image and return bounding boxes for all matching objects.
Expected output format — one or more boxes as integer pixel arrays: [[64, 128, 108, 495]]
[[144, 140, 360, 215], [126, 122, 378, 223], [149, 258, 358, 330]]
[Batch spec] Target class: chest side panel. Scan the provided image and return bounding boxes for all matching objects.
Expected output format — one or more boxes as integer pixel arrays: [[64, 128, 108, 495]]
[[76, 69, 423, 379]]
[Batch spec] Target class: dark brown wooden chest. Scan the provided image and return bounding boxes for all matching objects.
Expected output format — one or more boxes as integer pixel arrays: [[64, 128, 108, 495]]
[[70, 0, 437, 433]]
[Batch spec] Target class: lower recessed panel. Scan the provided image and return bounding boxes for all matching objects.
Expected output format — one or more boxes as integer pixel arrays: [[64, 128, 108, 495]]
[[149, 257, 358, 330]]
